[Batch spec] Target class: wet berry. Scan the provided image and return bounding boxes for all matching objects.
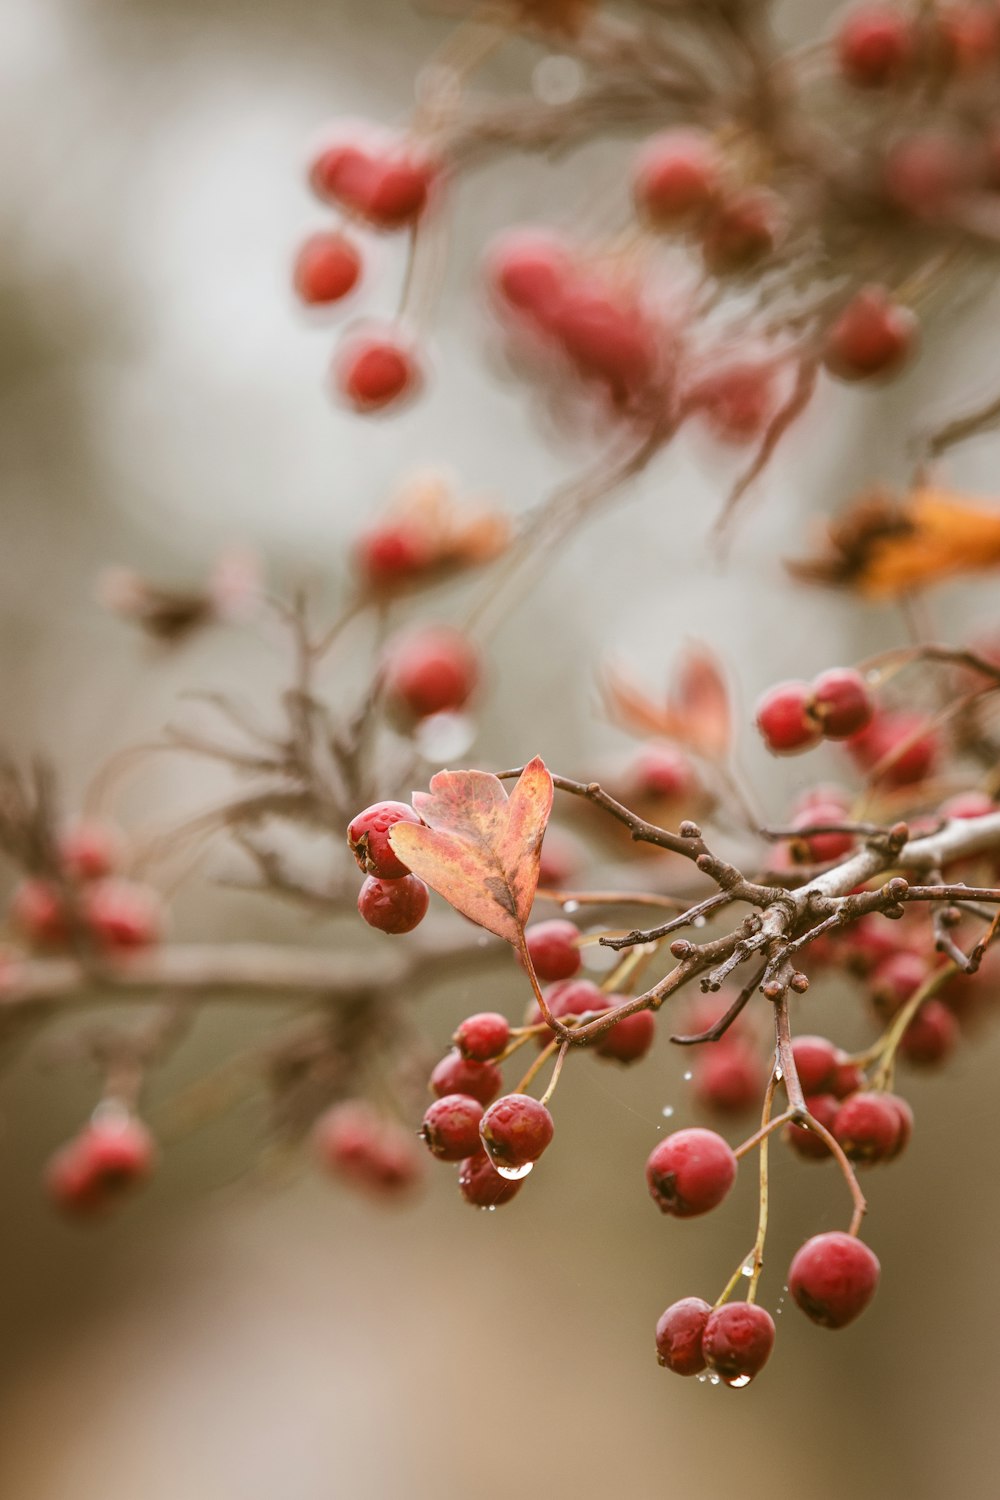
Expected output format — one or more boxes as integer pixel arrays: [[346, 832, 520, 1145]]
[[347, 800, 422, 880], [480, 1093, 554, 1169], [458, 1150, 525, 1208], [595, 1005, 656, 1065], [646, 1127, 737, 1217], [788, 1231, 880, 1328], [702, 1302, 775, 1384], [430, 1051, 503, 1107], [655, 1296, 712, 1375], [454, 1012, 511, 1062], [357, 874, 429, 934], [421, 1094, 484, 1162], [784, 1093, 840, 1161]]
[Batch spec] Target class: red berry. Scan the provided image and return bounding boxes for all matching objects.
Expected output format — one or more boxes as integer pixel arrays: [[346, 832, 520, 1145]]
[[689, 359, 781, 445], [692, 1040, 764, 1116], [314, 1101, 424, 1197], [595, 1005, 656, 1065], [354, 524, 432, 591], [790, 1036, 840, 1096], [646, 1127, 737, 1217], [293, 231, 362, 305], [935, 4, 1000, 74], [521, 919, 582, 982], [479, 1093, 554, 1170], [790, 803, 855, 864], [701, 189, 784, 274], [430, 1050, 503, 1106], [45, 1112, 156, 1217], [870, 950, 927, 1014], [884, 132, 974, 220], [941, 790, 996, 819], [454, 1012, 511, 1062], [310, 136, 436, 230], [832, 1091, 901, 1164], [11, 879, 69, 947], [789, 1231, 880, 1328], [784, 1093, 840, 1161], [809, 668, 875, 738], [829, 1058, 866, 1100], [421, 1094, 484, 1162], [655, 1296, 712, 1375], [823, 287, 918, 382], [382, 625, 479, 720], [357, 874, 429, 934], [548, 284, 658, 405], [835, 6, 915, 86], [632, 130, 721, 226], [335, 332, 422, 413], [899, 999, 957, 1066], [458, 1149, 525, 1208], [702, 1302, 775, 1385], [486, 229, 573, 315], [84, 881, 162, 953], [846, 711, 939, 787], [59, 821, 122, 882], [755, 681, 822, 755], [347, 800, 422, 880], [528, 977, 608, 1042]]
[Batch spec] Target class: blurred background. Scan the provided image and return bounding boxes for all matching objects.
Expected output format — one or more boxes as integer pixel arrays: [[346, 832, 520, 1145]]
[[3, 0, 1000, 1496]]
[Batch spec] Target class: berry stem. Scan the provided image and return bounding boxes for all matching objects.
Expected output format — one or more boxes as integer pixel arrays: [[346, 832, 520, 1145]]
[[747, 1066, 779, 1304], [539, 1041, 570, 1108]]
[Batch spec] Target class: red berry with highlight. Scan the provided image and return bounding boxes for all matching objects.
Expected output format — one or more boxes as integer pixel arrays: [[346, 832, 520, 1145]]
[[309, 137, 436, 230], [809, 668, 875, 739], [595, 1005, 656, 1065], [480, 1093, 554, 1170], [357, 874, 429, 934], [454, 1012, 511, 1063], [430, 1051, 503, 1107], [347, 800, 421, 880], [755, 681, 822, 755], [420, 1094, 484, 1162], [521, 919, 582, 982], [655, 1296, 712, 1375], [789, 1231, 880, 1328], [702, 1303, 775, 1384], [646, 1127, 737, 1217], [293, 231, 362, 305]]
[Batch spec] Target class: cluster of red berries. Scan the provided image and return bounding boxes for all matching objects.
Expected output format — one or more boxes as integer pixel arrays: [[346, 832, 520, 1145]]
[[10, 821, 162, 956], [313, 1100, 425, 1198], [295, 127, 441, 412], [647, 1126, 881, 1383], [347, 799, 429, 935], [755, 667, 875, 755]]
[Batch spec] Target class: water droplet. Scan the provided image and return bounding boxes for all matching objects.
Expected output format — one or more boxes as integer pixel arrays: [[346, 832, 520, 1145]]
[[495, 1161, 533, 1182], [727, 1374, 752, 1389], [414, 711, 476, 762], [532, 53, 583, 105], [708, 1373, 721, 1386], [661, 1105, 674, 1119], [696, 1373, 708, 1384], [683, 1070, 693, 1082], [562, 899, 580, 914], [693, 915, 707, 928], [774, 1066, 784, 1081], [741, 1258, 755, 1278]]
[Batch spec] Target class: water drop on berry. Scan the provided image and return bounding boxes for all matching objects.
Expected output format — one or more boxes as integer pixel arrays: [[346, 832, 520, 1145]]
[[728, 1374, 752, 1389], [741, 1258, 754, 1278], [494, 1160, 534, 1182]]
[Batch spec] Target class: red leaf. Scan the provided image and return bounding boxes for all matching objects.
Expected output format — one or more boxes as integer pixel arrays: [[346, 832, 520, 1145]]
[[388, 757, 554, 943]]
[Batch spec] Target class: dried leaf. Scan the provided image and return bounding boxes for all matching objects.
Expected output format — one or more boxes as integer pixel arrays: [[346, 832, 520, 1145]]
[[787, 485, 1000, 599], [388, 757, 553, 943], [602, 643, 731, 760]]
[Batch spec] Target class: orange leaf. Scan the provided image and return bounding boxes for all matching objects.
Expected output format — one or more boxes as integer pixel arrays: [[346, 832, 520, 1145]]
[[670, 643, 731, 759], [388, 757, 553, 944]]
